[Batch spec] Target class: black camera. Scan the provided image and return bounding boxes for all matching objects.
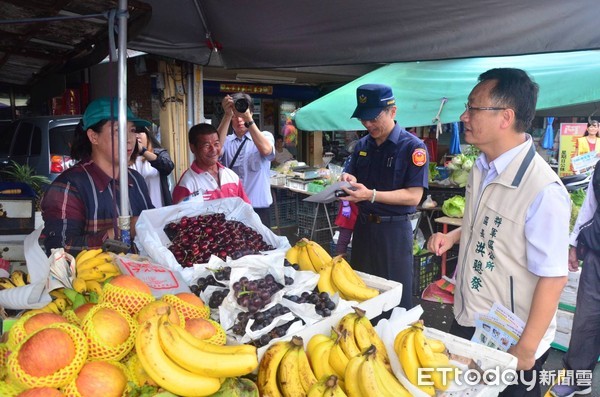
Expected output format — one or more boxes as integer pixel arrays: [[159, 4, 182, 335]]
[[334, 190, 349, 197], [234, 98, 249, 113]]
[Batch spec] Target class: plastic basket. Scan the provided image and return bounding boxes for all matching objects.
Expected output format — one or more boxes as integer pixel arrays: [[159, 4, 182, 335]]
[[412, 253, 441, 296], [329, 242, 352, 261], [270, 197, 297, 227]]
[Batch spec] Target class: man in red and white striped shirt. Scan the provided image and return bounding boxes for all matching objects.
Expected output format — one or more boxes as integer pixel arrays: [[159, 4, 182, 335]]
[[172, 123, 250, 205]]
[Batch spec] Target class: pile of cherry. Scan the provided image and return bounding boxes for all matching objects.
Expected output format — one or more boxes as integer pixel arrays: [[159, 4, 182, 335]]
[[164, 213, 274, 267]]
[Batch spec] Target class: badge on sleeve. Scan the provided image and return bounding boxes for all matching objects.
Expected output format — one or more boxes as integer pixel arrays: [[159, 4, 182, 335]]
[[412, 148, 427, 166]]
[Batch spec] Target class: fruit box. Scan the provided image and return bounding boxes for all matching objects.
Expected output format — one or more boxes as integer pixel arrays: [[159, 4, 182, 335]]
[[256, 271, 403, 362]]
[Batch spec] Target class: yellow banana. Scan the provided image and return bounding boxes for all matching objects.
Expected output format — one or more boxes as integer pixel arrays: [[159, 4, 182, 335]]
[[427, 338, 447, 353], [77, 268, 105, 281], [343, 355, 365, 397], [169, 322, 257, 356], [76, 254, 114, 273], [371, 349, 412, 397], [297, 343, 318, 394], [72, 277, 88, 293], [331, 256, 366, 287], [10, 270, 28, 286], [53, 297, 68, 312], [399, 329, 435, 396], [414, 329, 453, 391], [278, 342, 304, 397], [317, 264, 337, 296], [328, 330, 349, 380], [97, 271, 121, 282], [257, 340, 292, 397], [307, 376, 328, 397], [323, 374, 348, 397], [49, 288, 68, 300], [306, 240, 332, 271], [353, 310, 391, 371], [336, 312, 361, 359], [296, 242, 316, 273], [393, 325, 416, 355], [331, 259, 378, 301], [308, 337, 336, 380], [157, 316, 258, 378], [93, 262, 121, 274], [357, 356, 384, 396], [85, 280, 104, 295], [42, 301, 61, 314], [307, 333, 333, 358], [75, 248, 103, 265], [285, 245, 300, 265], [0, 277, 16, 290], [135, 317, 221, 397]]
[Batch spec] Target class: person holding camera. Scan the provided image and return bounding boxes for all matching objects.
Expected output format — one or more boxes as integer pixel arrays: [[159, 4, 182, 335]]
[[218, 93, 275, 226]]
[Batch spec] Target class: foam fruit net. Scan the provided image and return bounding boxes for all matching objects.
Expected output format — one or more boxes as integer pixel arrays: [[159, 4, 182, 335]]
[[100, 282, 155, 317], [61, 360, 131, 397], [7, 322, 88, 389], [161, 294, 210, 320], [81, 302, 138, 361]]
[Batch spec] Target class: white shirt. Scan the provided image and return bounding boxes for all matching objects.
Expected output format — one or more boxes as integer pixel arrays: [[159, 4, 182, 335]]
[[131, 157, 163, 208], [569, 175, 597, 246]]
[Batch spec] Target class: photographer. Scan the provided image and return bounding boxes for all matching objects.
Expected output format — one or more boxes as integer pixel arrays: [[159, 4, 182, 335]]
[[218, 93, 275, 226]]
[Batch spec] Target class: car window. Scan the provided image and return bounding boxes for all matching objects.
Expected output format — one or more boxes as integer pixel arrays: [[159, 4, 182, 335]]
[[49, 124, 76, 155], [31, 125, 42, 155], [0, 121, 17, 155], [12, 122, 33, 156]]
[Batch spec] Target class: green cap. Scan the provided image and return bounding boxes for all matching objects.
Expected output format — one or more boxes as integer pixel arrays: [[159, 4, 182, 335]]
[[82, 97, 151, 130]]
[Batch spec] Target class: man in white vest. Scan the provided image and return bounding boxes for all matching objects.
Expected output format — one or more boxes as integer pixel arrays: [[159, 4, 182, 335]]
[[428, 68, 570, 396]]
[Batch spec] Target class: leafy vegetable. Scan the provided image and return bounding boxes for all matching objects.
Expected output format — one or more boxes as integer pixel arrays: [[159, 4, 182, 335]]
[[570, 188, 586, 207], [450, 169, 469, 187], [442, 195, 466, 218], [428, 163, 440, 182]]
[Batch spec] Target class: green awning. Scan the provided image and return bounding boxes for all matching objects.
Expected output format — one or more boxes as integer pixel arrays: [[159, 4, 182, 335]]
[[294, 50, 600, 130]]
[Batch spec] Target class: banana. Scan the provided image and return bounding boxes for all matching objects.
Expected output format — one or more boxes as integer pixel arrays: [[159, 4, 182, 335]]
[[76, 254, 114, 273], [357, 355, 384, 396], [414, 328, 453, 391], [306, 333, 333, 358], [91, 261, 120, 274], [285, 245, 300, 265], [323, 374, 348, 397], [328, 330, 349, 380], [97, 271, 121, 282], [72, 277, 88, 293], [317, 264, 337, 296], [42, 301, 61, 314], [427, 338, 447, 353], [257, 341, 292, 397], [308, 336, 336, 380], [75, 248, 103, 265], [157, 316, 258, 378], [296, 242, 316, 273], [307, 376, 328, 397], [10, 270, 28, 286], [278, 341, 304, 397], [371, 349, 412, 397], [343, 355, 365, 397], [306, 240, 333, 271], [331, 256, 366, 287], [0, 277, 16, 290], [330, 259, 378, 302], [393, 326, 416, 354], [399, 328, 435, 396], [353, 309, 391, 372], [77, 268, 106, 281], [85, 280, 104, 295], [297, 343, 318, 394], [336, 312, 361, 360], [53, 297, 68, 312], [169, 322, 257, 356], [135, 317, 222, 396], [49, 288, 68, 300]]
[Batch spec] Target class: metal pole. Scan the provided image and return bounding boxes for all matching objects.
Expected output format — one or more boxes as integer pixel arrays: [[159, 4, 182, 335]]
[[117, 0, 130, 246]]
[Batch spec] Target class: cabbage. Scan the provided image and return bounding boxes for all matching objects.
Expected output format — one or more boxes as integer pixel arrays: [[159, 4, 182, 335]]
[[450, 169, 469, 187], [442, 195, 466, 218]]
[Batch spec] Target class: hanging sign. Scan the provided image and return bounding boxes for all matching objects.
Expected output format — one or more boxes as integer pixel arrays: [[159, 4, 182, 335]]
[[558, 123, 587, 177], [220, 84, 273, 95]]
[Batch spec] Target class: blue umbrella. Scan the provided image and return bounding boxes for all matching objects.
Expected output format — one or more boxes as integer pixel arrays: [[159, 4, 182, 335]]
[[542, 117, 555, 150], [449, 122, 462, 154]]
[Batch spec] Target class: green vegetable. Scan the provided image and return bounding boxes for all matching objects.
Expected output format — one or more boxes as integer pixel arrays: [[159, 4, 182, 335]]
[[428, 163, 440, 182], [570, 188, 586, 207], [442, 195, 466, 218], [450, 169, 469, 187]]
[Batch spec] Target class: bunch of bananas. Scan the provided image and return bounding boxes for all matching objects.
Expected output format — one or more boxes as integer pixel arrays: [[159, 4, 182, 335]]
[[318, 256, 379, 302], [307, 375, 347, 397], [257, 336, 317, 397], [394, 322, 454, 395], [285, 238, 332, 273], [135, 314, 258, 397], [28, 288, 72, 315], [73, 248, 121, 293], [345, 345, 411, 396], [0, 269, 30, 290], [306, 307, 392, 386]]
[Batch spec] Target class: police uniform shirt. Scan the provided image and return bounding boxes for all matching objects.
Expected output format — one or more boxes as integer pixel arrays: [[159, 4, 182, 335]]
[[346, 123, 428, 216]]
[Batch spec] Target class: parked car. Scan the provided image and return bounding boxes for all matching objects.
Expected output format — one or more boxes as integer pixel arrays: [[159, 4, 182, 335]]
[[0, 115, 80, 181]]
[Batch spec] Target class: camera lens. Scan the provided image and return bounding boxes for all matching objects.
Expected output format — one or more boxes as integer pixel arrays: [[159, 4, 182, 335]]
[[234, 98, 249, 113]]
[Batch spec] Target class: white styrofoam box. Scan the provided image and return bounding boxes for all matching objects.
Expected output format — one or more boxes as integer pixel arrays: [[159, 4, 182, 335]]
[[567, 269, 581, 289], [256, 271, 403, 362], [556, 309, 575, 334], [269, 174, 287, 186], [560, 286, 578, 308], [0, 234, 27, 262]]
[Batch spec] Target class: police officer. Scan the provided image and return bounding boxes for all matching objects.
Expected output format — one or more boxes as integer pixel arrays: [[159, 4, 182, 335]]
[[340, 84, 428, 308]]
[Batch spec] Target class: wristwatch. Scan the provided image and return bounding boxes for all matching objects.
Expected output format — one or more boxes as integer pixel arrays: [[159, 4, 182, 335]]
[[244, 120, 255, 128], [139, 147, 147, 156]]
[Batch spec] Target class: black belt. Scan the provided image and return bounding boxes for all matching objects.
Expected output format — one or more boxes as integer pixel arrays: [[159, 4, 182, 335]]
[[362, 213, 412, 223]]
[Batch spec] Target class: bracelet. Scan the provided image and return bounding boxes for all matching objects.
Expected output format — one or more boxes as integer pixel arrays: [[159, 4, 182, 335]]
[[139, 147, 147, 156], [370, 189, 377, 203]]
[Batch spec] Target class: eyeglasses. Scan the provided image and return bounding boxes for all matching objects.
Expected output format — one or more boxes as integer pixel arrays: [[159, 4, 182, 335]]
[[359, 110, 386, 124], [464, 103, 508, 112]]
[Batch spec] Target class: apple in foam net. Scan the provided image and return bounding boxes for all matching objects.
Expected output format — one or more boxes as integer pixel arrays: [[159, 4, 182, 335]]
[[17, 328, 76, 377], [89, 307, 131, 347], [108, 274, 152, 295], [185, 318, 217, 339], [75, 361, 128, 397], [175, 292, 206, 307], [16, 387, 65, 397], [23, 313, 68, 335], [73, 302, 96, 322]]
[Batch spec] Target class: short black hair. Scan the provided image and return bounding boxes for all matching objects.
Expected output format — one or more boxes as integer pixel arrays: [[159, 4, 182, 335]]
[[478, 68, 538, 132], [188, 123, 218, 146]]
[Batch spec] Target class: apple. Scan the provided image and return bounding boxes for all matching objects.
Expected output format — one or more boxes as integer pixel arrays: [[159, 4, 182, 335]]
[[184, 318, 217, 340], [23, 313, 68, 335], [73, 302, 96, 322], [17, 328, 75, 377], [17, 388, 65, 397], [89, 307, 130, 347], [75, 361, 127, 397], [108, 275, 152, 295]]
